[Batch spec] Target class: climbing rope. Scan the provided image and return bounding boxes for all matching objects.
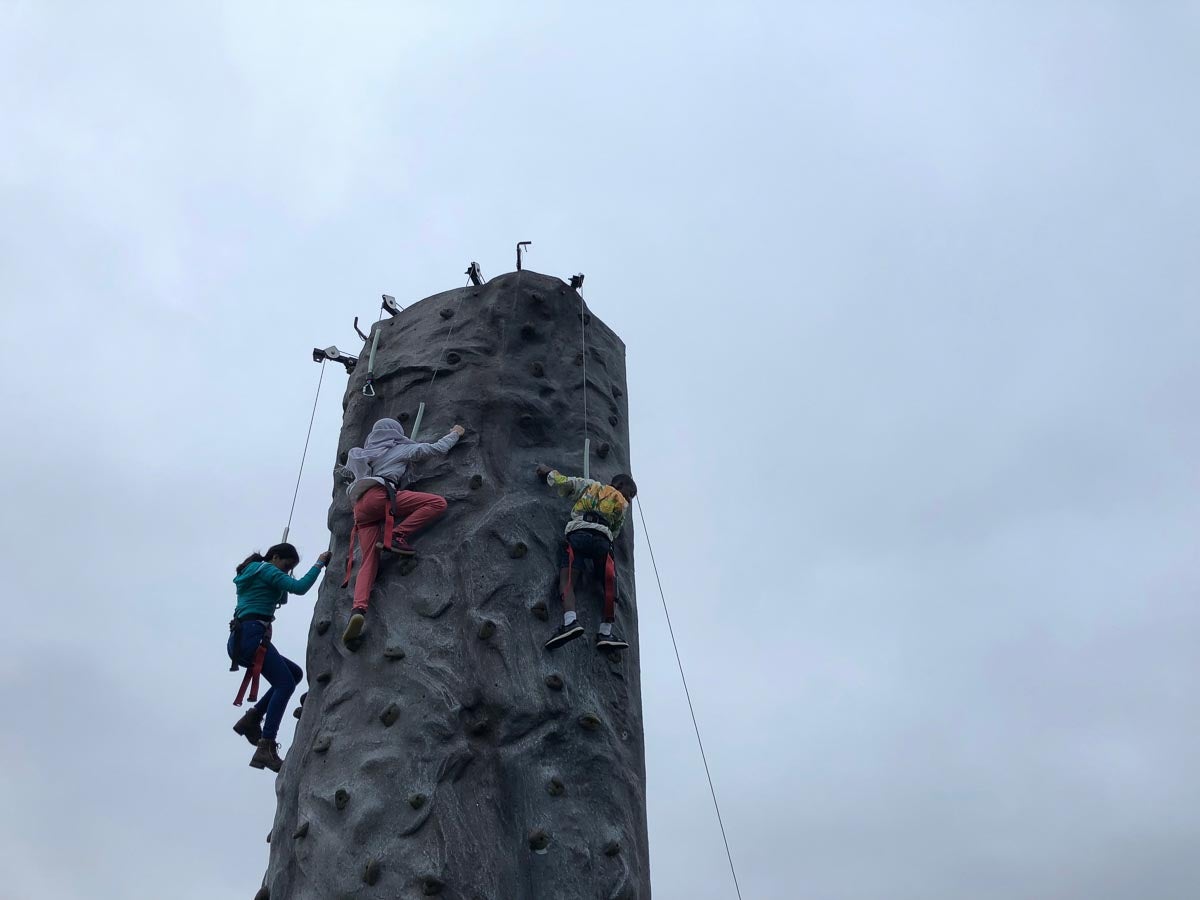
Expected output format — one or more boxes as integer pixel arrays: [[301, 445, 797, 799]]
[[425, 276, 473, 391], [282, 359, 326, 542], [579, 289, 590, 478], [636, 497, 744, 900]]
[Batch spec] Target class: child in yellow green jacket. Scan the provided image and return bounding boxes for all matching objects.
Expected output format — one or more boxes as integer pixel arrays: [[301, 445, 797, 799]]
[[535, 465, 637, 651]]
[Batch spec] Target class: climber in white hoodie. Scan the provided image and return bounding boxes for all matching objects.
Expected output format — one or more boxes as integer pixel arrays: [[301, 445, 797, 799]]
[[339, 417, 465, 645]]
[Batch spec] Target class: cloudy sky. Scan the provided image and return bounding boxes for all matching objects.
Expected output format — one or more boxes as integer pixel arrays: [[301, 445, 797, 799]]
[[2, 2, 1198, 898]]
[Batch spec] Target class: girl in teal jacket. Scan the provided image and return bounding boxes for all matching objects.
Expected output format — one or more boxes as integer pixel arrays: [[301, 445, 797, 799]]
[[228, 541, 330, 772]]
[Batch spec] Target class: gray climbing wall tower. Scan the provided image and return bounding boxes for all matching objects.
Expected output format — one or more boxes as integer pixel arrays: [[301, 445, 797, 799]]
[[259, 271, 650, 899]]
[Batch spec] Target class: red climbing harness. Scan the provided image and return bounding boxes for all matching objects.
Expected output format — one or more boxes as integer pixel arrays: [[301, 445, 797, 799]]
[[233, 623, 272, 707]]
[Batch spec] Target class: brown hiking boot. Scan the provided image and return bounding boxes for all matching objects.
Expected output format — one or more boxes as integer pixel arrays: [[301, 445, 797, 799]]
[[249, 738, 283, 772], [233, 706, 264, 746]]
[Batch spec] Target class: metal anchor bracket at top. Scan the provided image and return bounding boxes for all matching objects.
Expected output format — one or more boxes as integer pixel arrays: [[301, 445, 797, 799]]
[[313, 345, 358, 373]]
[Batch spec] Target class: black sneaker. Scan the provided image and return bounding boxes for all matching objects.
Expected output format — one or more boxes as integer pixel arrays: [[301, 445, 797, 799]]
[[545, 622, 585, 650], [596, 631, 629, 651]]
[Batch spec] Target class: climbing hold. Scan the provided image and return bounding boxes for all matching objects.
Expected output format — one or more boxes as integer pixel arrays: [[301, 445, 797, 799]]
[[468, 717, 492, 737], [439, 308, 454, 319], [547, 777, 565, 797], [380, 703, 400, 727], [530, 601, 548, 621], [446, 351, 461, 365], [604, 840, 621, 857], [408, 793, 427, 810], [254, 888, 269, 900], [520, 323, 539, 341], [510, 541, 528, 559], [530, 361, 545, 377], [293, 822, 309, 839], [398, 557, 419, 576], [579, 713, 601, 731], [299, 691, 308, 705], [608, 414, 619, 426], [315, 619, 331, 635], [544, 674, 564, 691], [316, 671, 332, 684], [612, 385, 623, 398], [398, 411, 410, 423], [598, 442, 610, 459], [469, 473, 483, 490], [364, 860, 382, 885], [293, 707, 302, 720], [529, 829, 551, 854], [266, 831, 271, 844], [422, 877, 445, 895], [477, 620, 496, 640], [335, 789, 350, 810], [384, 645, 407, 661], [314, 736, 331, 754]]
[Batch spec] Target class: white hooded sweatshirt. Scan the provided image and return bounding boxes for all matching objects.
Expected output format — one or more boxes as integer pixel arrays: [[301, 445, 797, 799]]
[[343, 418, 461, 501]]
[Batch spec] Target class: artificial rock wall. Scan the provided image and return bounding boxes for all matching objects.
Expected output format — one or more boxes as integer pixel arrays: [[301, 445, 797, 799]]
[[259, 270, 649, 900]]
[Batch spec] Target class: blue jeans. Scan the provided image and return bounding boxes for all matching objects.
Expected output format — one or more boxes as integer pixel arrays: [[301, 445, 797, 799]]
[[227, 621, 303, 741]]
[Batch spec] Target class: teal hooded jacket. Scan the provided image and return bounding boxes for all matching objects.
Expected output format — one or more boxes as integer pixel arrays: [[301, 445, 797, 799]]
[[232, 560, 325, 620]]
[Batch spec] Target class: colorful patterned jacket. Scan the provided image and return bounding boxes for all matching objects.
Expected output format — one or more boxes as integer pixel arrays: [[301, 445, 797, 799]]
[[545, 470, 628, 541]]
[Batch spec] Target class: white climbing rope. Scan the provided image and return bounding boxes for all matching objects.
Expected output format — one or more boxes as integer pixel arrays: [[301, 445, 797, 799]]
[[579, 287, 590, 479], [635, 496, 745, 900], [282, 359, 326, 542], [411, 276, 472, 439]]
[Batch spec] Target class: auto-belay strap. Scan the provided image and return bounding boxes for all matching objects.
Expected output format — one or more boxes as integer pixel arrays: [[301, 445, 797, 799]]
[[233, 622, 272, 707]]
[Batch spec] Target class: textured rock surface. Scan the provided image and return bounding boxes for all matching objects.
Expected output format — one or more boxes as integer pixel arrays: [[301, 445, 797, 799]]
[[261, 271, 649, 899]]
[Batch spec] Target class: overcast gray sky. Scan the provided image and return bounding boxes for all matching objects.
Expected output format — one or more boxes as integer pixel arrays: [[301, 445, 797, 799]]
[[2, 2, 1199, 898]]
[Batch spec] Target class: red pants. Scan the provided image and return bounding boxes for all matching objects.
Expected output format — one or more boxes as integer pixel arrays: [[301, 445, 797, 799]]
[[345, 485, 447, 611]]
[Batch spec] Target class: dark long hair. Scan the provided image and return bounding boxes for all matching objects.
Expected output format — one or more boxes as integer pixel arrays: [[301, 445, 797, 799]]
[[236, 542, 300, 575]]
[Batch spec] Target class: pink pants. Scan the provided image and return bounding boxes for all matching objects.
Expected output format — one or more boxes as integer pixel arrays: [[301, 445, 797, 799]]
[[345, 485, 447, 611]]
